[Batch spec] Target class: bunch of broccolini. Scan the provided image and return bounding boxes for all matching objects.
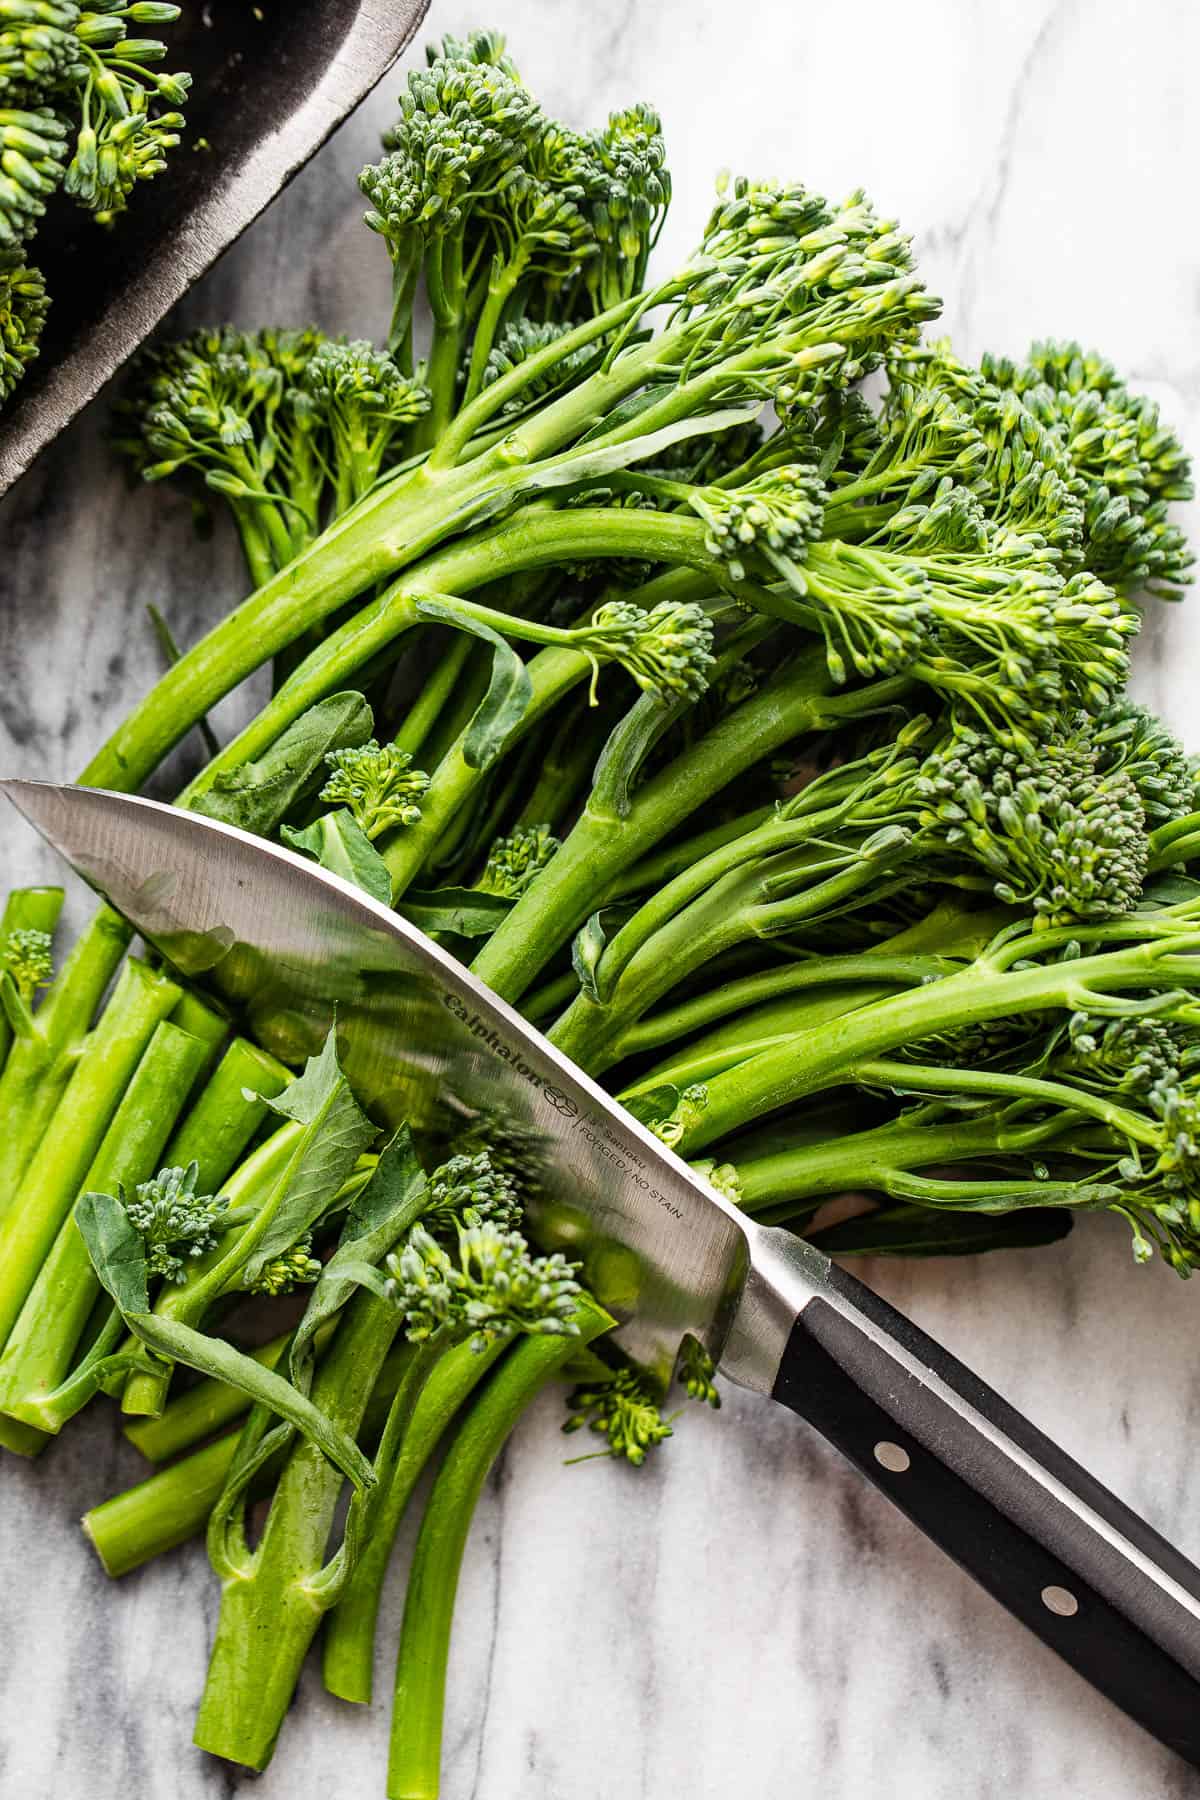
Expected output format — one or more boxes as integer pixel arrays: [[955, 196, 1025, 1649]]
[[0, 0, 191, 403], [1, 22, 1197, 1798]]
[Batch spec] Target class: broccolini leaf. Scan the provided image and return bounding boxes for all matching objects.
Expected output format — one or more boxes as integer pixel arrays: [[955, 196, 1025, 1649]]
[[463, 401, 762, 529], [75, 1188, 151, 1317], [281, 809, 392, 907], [399, 887, 514, 938], [242, 1032, 377, 1289], [415, 598, 533, 771], [190, 693, 374, 836], [131, 1316, 376, 1493], [288, 1127, 428, 1394], [589, 689, 679, 819], [571, 910, 609, 1004]]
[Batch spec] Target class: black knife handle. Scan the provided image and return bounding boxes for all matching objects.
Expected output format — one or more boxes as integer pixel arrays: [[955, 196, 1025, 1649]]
[[771, 1259, 1200, 1767]]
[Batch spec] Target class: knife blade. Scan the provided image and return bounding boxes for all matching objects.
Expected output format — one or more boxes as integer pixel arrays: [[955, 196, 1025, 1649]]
[[8, 775, 1200, 1767]]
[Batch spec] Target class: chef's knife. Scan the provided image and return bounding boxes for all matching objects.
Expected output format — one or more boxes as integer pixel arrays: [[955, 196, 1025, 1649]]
[[7, 777, 1200, 1768]]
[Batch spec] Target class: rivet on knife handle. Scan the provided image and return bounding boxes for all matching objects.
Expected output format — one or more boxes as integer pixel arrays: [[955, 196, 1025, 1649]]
[[768, 1246, 1200, 1767]]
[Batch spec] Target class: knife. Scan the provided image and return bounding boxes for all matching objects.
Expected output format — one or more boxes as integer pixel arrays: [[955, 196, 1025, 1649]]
[[7, 776, 1200, 1768]]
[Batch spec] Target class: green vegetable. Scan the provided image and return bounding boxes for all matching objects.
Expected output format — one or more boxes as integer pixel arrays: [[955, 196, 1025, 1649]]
[[118, 1160, 230, 1283], [85, 1332, 410, 1576], [0, 885, 61, 1070], [0, 1013, 208, 1432], [562, 1363, 676, 1464], [0, 1, 191, 404], [386, 1294, 612, 1800], [3, 22, 1199, 1800], [0, 956, 182, 1347]]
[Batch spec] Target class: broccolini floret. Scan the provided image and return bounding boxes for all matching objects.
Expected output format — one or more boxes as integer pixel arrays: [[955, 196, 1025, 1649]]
[[1093, 698, 1196, 824], [477, 823, 560, 897], [246, 1234, 322, 1297], [295, 337, 430, 505], [1, 925, 53, 1001], [677, 1337, 721, 1409], [0, 255, 48, 400], [563, 1365, 674, 1465], [475, 316, 597, 411], [385, 1216, 581, 1351], [0, 105, 69, 249], [320, 740, 430, 840], [0, 4, 85, 92], [580, 599, 715, 703], [914, 718, 1149, 926], [118, 1160, 230, 1285]]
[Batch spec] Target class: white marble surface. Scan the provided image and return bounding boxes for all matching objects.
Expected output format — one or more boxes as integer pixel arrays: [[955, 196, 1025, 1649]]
[[3, 2, 1200, 1796]]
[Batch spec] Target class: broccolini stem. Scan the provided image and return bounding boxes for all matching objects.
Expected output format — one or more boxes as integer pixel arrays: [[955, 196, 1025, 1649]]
[[735, 1110, 1085, 1217], [0, 907, 130, 1206], [408, 231, 468, 453], [510, 696, 615, 836], [120, 1038, 292, 1417], [471, 660, 914, 1004], [521, 968, 581, 1026], [381, 642, 633, 897], [392, 632, 476, 758], [550, 846, 897, 1075], [230, 509, 281, 594], [175, 505, 715, 819], [596, 802, 880, 980], [549, 779, 930, 1070], [77, 461, 453, 792], [0, 958, 182, 1350], [92, 1336, 413, 1574], [125, 1327, 293, 1464], [164, 1037, 290, 1188], [851, 1059, 1166, 1147], [675, 932, 1200, 1154], [615, 980, 916, 1093], [607, 806, 778, 899], [460, 258, 525, 410], [193, 1289, 404, 1772], [166, 989, 228, 1066], [614, 955, 953, 1067], [425, 294, 644, 471], [322, 1335, 509, 1706], [85, 1434, 244, 1579], [0, 886, 63, 1075], [0, 1412, 48, 1459], [389, 251, 421, 373], [386, 1295, 612, 1800], [0, 1019, 210, 1433]]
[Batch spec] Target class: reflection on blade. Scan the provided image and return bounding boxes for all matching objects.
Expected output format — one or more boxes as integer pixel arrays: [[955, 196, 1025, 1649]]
[[2, 781, 750, 1385]]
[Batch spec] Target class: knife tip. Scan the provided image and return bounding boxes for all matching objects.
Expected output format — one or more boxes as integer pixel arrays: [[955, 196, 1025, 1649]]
[[1, 779, 80, 851], [1, 775, 41, 810]]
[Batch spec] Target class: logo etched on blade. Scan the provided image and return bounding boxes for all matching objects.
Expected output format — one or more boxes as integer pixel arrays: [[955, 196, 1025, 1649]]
[[540, 1084, 579, 1119]]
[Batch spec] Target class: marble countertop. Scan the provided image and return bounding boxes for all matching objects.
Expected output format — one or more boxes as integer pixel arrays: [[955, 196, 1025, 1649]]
[[3, 3, 1200, 1796]]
